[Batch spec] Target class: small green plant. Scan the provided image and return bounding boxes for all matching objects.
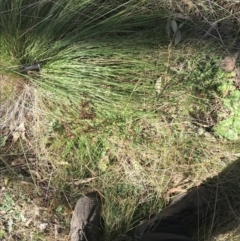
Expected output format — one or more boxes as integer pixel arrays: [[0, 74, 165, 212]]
[[0, 191, 15, 211], [0, 135, 7, 147], [215, 89, 240, 140], [185, 53, 220, 93], [0, 191, 26, 233], [0, 230, 4, 239], [55, 205, 63, 214]]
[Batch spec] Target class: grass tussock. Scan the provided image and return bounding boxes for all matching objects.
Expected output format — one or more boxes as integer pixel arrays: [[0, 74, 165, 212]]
[[0, 0, 166, 141]]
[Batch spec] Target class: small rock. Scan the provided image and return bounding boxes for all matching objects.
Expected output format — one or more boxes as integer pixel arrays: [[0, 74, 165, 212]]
[[38, 223, 48, 232]]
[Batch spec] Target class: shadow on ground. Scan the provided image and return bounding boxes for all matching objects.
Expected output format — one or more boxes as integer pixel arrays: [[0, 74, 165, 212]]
[[193, 157, 240, 241]]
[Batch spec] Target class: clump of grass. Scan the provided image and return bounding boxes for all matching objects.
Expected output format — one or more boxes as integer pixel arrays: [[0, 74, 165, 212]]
[[0, 0, 166, 142]]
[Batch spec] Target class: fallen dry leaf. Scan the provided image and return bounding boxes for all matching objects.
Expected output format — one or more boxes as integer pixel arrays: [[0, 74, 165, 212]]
[[25, 217, 33, 227], [74, 177, 96, 186], [182, 0, 194, 9], [18, 121, 26, 132], [220, 52, 239, 72], [11, 158, 25, 166], [34, 205, 40, 216], [171, 173, 185, 186], [0, 210, 6, 215], [12, 131, 21, 143], [12, 121, 25, 142], [166, 186, 187, 202], [20, 181, 34, 186], [54, 218, 58, 241], [29, 170, 42, 180], [155, 77, 162, 94], [28, 158, 36, 162], [12, 121, 33, 146]]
